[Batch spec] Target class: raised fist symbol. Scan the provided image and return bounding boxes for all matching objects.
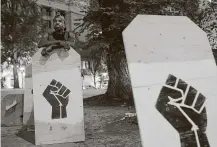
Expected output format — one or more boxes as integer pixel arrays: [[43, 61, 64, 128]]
[[43, 79, 71, 119], [155, 74, 210, 147]]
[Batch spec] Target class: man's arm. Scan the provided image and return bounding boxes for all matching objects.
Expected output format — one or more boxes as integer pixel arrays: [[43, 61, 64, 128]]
[[38, 33, 60, 48], [55, 32, 75, 50], [66, 32, 76, 48]]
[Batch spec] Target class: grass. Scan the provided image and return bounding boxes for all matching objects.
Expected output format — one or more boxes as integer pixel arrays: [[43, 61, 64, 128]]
[[1, 96, 142, 147]]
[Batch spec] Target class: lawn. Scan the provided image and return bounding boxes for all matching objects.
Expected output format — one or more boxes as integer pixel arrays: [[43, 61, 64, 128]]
[[2, 102, 142, 147]]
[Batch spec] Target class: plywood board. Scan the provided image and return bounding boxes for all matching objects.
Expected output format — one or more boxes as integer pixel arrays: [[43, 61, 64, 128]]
[[32, 47, 85, 145], [123, 15, 217, 147]]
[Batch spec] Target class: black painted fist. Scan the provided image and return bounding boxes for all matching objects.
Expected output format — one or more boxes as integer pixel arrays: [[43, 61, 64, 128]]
[[155, 74, 210, 147], [43, 79, 71, 119]]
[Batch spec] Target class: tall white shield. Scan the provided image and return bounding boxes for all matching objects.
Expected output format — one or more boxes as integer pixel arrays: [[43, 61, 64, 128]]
[[123, 15, 217, 147], [32, 47, 85, 145]]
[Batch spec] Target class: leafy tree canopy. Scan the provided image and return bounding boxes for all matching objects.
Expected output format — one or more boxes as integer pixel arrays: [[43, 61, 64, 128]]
[[1, 0, 43, 64], [76, 0, 216, 103]]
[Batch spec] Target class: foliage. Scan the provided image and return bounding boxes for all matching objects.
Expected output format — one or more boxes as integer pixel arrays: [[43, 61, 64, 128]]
[[89, 50, 106, 74], [1, 0, 44, 88], [198, 1, 217, 49], [79, 0, 216, 51], [86, 42, 107, 87], [76, 0, 216, 102], [1, 0, 43, 64]]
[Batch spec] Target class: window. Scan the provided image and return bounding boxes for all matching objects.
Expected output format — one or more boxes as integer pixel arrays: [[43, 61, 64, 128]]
[[48, 20, 52, 28], [85, 61, 89, 69], [56, 10, 66, 17], [81, 61, 90, 69], [41, 6, 52, 16], [41, 7, 45, 15], [44, 7, 51, 16], [81, 61, 85, 69], [43, 20, 52, 29]]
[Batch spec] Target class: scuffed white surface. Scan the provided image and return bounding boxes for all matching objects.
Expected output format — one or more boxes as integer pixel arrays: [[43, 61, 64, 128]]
[[123, 15, 212, 63], [129, 62, 217, 147], [23, 77, 34, 125], [123, 15, 217, 147], [129, 59, 216, 88], [32, 47, 84, 145]]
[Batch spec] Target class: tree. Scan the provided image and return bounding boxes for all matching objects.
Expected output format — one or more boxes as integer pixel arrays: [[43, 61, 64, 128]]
[[198, 1, 217, 50], [1, 0, 42, 88], [76, 0, 217, 104], [89, 53, 103, 88], [88, 43, 107, 88]]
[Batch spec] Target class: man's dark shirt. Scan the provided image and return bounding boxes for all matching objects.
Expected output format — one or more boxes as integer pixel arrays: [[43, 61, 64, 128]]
[[53, 31, 65, 40]]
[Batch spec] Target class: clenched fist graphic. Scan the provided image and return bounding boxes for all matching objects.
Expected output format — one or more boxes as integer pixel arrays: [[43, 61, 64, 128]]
[[155, 74, 210, 147], [43, 79, 71, 119]]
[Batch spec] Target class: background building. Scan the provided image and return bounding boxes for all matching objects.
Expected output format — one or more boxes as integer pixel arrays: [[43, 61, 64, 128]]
[[37, 0, 91, 70], [1, 0, 103, 89], [37, 0, 104, 88], [37, 0, 89, 42]]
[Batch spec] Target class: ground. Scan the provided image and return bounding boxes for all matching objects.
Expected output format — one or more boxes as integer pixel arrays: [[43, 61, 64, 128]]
[[1, 90, 142, 147], [83, 89, 106, 99]]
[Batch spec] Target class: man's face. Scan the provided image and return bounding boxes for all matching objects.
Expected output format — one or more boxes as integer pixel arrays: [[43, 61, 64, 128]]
[[53, 17, 65, 32]]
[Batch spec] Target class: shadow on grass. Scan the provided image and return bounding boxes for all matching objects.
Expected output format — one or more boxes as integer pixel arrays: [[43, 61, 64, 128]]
[[83, 93, 135, 107], [16, 110, 35, 145]]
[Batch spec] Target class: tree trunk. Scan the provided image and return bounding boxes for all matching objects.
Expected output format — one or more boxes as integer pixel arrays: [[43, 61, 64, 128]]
[[13, 48, 20, 88], [100, 78, 103, 88], [11, 1, 19, 89], [105, 48, 133, 104], [13, 64, 20, 88], [97, 0, 134, 104], [93, 73, 97, 88]]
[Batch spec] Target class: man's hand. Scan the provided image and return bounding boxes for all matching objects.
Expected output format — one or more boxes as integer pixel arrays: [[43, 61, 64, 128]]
[[43, 79, 71, 119], [41, 45, 53, 56], [38, 33, 60, 48], [58, 41, 70, 51], [155, 74, 210, 147], [40, 41, 71, 56]]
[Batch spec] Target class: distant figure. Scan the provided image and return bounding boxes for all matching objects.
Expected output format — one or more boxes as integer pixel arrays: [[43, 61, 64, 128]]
[[38, 14, 75, 56]]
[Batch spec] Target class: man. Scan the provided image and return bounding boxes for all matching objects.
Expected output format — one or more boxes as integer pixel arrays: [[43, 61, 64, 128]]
[[38, 14, 75, 56]]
